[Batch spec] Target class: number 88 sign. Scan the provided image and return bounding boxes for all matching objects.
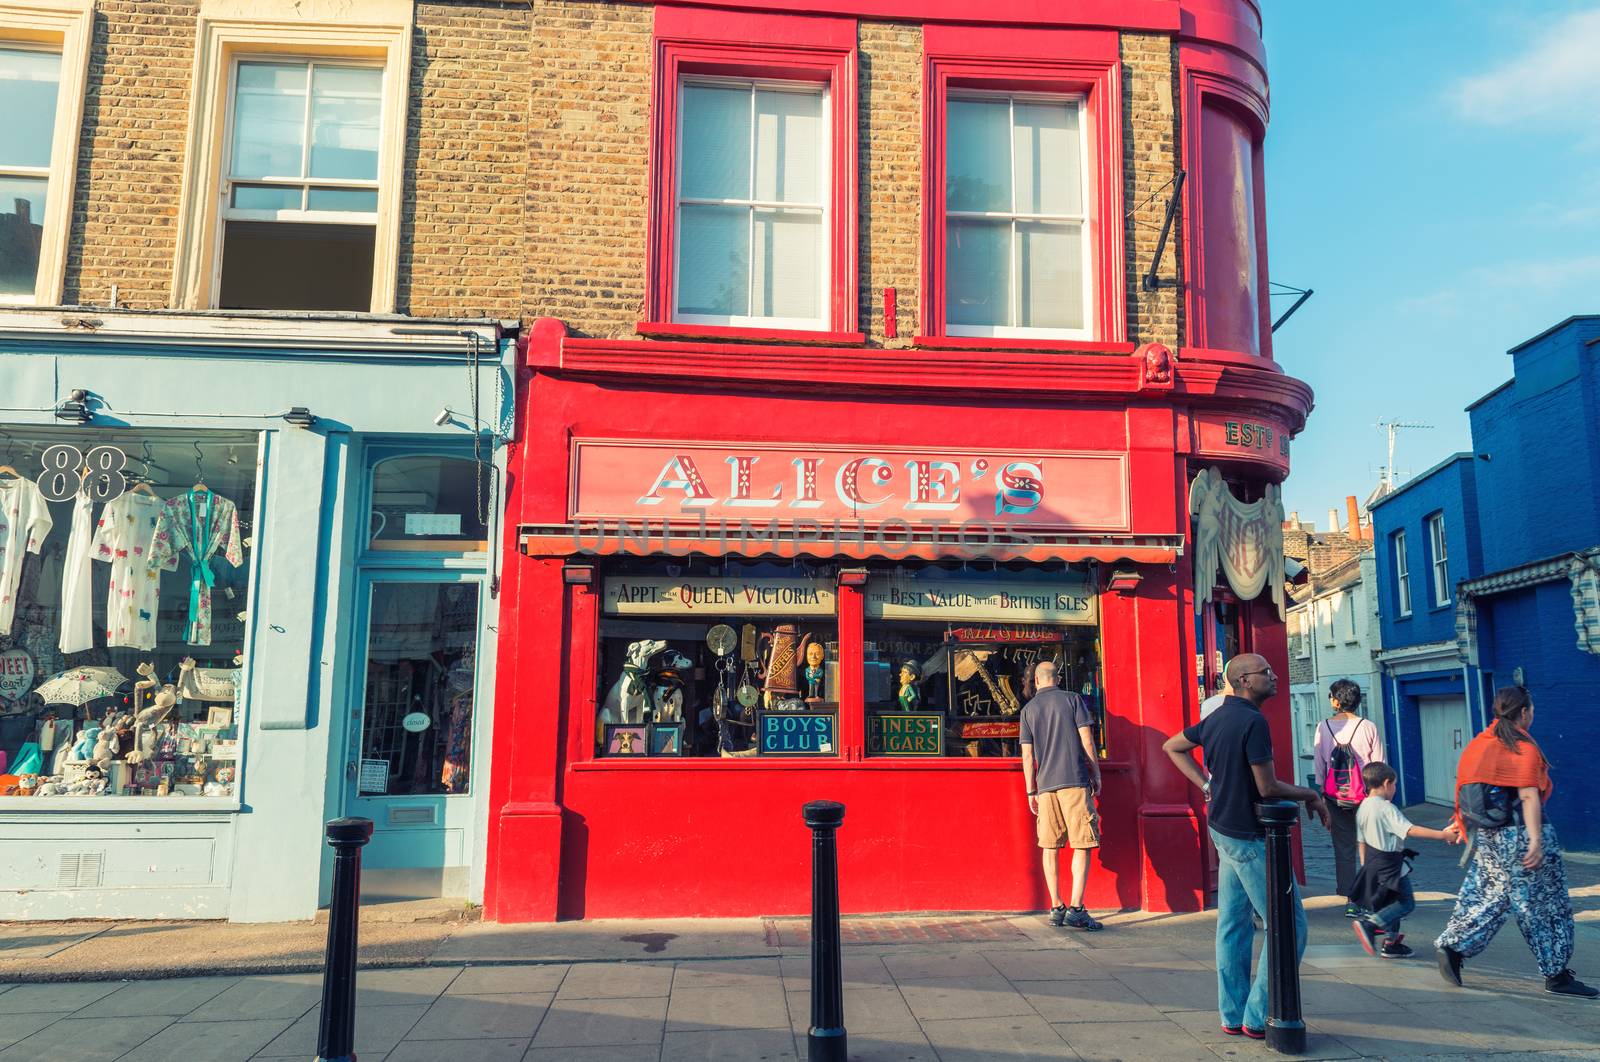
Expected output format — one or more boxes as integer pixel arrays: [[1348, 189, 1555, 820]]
[[37, 445, 128, 502]]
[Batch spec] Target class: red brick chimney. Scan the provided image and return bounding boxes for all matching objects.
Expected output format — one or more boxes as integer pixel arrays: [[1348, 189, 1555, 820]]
[[1346, 495, 1364, 541]]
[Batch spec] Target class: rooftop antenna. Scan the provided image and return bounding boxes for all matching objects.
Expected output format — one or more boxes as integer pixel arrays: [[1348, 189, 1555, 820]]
[[1376, 420, 1434, 489]]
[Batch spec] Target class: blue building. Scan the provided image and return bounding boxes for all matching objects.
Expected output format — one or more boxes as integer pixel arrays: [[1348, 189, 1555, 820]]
[[1372, 316, 1600, 847]]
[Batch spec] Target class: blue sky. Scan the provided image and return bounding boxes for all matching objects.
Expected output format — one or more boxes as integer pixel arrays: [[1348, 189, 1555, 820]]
[[1262, 1, 1600, 527]]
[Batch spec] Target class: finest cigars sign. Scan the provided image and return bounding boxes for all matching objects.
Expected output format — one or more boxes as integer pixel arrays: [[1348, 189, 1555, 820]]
[[571, 441, 1129, 531], [604, 576, 836, 616]]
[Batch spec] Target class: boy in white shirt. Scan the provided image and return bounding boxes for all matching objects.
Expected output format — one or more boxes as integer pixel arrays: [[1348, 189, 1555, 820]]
[[1350, 762, 1460, 958]]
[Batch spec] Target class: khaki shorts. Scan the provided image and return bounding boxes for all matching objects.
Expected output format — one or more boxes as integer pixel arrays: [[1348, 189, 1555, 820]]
[[1035, 786, 1100, 850]]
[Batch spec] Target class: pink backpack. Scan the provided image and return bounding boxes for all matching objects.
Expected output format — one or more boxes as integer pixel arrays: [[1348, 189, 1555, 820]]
[[1321, 720, 1368, 808]]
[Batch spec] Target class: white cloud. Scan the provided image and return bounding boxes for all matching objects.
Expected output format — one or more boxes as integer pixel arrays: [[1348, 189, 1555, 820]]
[[1451, 7, 1600, 123]]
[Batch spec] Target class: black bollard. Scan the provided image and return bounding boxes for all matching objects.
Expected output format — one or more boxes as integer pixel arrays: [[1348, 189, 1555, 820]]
[[1256, 800, 1305, 1055], [802, 800, 847, 1062], [316, 817, 374, 1062]]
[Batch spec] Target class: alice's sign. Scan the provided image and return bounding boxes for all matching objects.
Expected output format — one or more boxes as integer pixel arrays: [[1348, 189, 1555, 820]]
[[867, 712, 943, 756], [603, 576, 835, 616], [571, 440, 1129, 531], [865, 577, 1097, 624], [756, 711, 836, 755]]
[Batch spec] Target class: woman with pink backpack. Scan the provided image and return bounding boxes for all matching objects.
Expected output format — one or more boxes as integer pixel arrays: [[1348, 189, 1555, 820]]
[[1315, 679, 1384, 914]]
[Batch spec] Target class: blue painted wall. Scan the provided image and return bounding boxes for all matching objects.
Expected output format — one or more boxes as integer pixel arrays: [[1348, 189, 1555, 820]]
[[1369, 454, 1481, 650]]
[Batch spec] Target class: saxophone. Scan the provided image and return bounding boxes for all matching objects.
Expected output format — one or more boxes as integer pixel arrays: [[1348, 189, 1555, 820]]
[[956, 650, 1022, 716]]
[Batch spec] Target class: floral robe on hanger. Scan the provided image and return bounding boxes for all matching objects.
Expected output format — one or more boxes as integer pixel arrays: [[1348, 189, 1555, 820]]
[[149, 489, 244, 645]]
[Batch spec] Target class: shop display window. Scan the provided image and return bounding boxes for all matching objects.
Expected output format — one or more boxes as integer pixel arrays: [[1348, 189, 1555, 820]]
[[367, 454, 490, 553], [865, 622, 1104, 758], [0, 428, 259, 800], [596, 561, 840, 758]]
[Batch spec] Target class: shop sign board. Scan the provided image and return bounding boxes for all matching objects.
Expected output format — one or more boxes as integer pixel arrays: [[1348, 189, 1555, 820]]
[[865, 577, 1097, 624], [867, 712, 943, 755], [1193, 413, 1291, 475], [571, 440, 1129, 531], [756, 710, 836, 755], [603, 576, 836, 616], [0, 647, 35, 705], [958, 719, 1020, 739]]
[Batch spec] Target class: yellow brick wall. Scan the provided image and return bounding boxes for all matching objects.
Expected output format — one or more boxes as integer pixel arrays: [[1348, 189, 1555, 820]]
[[856, 21, 921, 347], [64, 0, 196, 308], [400, 2, 532, 319], [522, 0, 652, 338], [1120, 32, 1184, 348]]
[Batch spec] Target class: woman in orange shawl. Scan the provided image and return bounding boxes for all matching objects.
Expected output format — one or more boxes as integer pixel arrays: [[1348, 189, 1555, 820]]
[[1434, 687, 1595, 997]]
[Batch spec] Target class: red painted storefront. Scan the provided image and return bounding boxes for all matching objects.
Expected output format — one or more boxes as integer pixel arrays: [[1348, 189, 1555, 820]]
[[485, 0, 1311, 922]]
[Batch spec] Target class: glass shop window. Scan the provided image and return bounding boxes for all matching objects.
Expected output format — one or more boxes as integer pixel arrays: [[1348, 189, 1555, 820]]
[[218, 58, 383, 311], [0, 428, 260, 801], [0, 45, 61, 301], [596, 561, 839, 758], [862, 569, 1104, 758], [367, 454, 491, 553]]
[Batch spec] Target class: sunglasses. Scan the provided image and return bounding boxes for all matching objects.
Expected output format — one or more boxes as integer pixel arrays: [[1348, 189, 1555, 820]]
[[1236, 668, 1274, 679]]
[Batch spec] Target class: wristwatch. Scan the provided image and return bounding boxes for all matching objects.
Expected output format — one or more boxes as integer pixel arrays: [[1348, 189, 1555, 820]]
[[1201, 779, 1212, 798]]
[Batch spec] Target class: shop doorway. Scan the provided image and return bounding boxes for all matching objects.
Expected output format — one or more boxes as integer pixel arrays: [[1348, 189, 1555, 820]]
[[345, 572, 483, 898], [1418, 695, 1469, 806]]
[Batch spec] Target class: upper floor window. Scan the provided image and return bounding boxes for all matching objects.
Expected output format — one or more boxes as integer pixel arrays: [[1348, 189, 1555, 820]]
[[945, 93, 1090, 338], [1427, 513, 1450, 606], [218, 59, 383, 311], [1294, 611, 1311, 658], [1393, 530, 1412, 618], [675, 78, 828, 329], [1343, 589, 1359, 641]]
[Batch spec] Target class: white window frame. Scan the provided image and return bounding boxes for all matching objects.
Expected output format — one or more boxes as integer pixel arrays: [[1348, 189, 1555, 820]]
[[1320, 597, 1335, 647], [1343, 588, 1359, 642], [945, 89, 1094, 341], [171, 2, 412, 312], [1394, 530, 1412, 617], [0, 0, 92, 306], [1428, 513, 1450, 606], [1295, 611, 1311, 658], [672, 75, 831, 331]]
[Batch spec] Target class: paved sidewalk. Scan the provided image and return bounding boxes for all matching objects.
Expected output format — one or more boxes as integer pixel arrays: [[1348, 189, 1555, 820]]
[[2, 805, 1598, 1060]]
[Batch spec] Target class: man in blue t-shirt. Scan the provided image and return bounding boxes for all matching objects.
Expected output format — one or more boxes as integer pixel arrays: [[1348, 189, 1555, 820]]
[[1021, 660, 1103, 931], [1163, 653, 1328, 1039]]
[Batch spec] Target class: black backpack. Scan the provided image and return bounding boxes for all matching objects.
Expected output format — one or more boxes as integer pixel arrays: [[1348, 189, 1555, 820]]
[[1457, 783, 1521, 831]]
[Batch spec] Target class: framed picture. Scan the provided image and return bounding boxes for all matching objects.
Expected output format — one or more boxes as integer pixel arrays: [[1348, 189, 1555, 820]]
[[755, 711, 836, 756], [603, 724, 649, 757], [648, 722, 685, 756], [205, 707, 233, 729]]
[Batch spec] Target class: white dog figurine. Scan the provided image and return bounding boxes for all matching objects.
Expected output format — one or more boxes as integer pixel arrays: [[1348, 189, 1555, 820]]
[[599, 638, 666, 727]]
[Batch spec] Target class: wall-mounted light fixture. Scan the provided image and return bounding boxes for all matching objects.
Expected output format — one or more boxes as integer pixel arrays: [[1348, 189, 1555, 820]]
[[282, 407, 317, 429], [1106, 567, 1142, 594], [54, 389, 91, 425]]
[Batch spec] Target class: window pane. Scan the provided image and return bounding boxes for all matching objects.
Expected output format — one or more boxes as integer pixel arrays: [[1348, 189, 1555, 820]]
[[307, 187, 379, 213], [231, 62, 308, 179], [752, 209, 821, 320], [680, 84, 750, 201], [231, 184, 301, 211], [1014, 100, 1081, 216], [360, 582, 479, 796], [946, 98, 1010, 213], [369, 456, 491, 550], [0, 48, 61, 168], [677, 203, 748, 317], [1017, 221, 1084, 330], [0, 175, 47, 296], [217, 220, 375, 311], [309, 65, 382, 181], [753, 88, 822, 205], [946, 217, 1010, 328]]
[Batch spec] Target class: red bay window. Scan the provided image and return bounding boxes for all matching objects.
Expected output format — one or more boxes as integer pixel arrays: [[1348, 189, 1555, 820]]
[[644, 6, 859, 343]]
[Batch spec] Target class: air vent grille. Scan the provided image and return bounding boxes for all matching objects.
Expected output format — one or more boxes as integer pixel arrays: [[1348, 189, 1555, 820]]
[[57, 851, 105, 888]]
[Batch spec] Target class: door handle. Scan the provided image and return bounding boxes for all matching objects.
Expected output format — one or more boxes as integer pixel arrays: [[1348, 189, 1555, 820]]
[[346, 761, 358, 780]]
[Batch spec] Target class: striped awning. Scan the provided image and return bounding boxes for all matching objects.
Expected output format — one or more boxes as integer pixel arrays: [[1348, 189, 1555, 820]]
[[1454, 547, 1600, 660]]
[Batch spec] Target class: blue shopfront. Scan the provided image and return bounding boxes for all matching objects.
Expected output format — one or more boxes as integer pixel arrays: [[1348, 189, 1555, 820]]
[[0, 310, 514, 921]]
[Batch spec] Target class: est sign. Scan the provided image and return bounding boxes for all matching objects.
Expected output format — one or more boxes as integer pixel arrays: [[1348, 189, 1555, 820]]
[[756, 711, 836, 756], [867, 712, 942, 756]]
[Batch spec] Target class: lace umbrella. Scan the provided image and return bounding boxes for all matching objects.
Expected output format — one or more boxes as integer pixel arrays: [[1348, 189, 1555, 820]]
[[34, 666, 127, 706]]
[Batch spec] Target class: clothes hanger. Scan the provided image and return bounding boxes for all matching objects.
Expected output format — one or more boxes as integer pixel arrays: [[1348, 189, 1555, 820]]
[[191, 441, 209, 493], [0, 430, 18, 479]]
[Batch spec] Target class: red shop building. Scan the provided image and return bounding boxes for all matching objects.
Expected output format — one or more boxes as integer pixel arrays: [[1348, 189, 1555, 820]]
[[486, 0, 1311, 921]]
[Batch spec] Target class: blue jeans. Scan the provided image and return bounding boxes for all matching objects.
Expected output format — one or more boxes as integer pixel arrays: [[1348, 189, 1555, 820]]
[[1211, 828, 1307, 1031], [1370, 875, 1415, 935]]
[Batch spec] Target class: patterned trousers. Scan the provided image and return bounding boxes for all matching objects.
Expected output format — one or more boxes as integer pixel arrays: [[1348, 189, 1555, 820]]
[[1435, 822, 1574, 978]]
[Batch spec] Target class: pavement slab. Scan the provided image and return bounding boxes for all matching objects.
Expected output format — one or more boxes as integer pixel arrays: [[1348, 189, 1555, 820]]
[[921, 1013, 1083, 1061], [406, 991, 552, 1041], [116, 1017, 291, 1062], [387, 1036, 530, 1062], [662, 1027, 798, 1060], [530, 994, 670, 1048], [556, 961, 674, 1000], [0, 1013, 64, 1053], [0, 979, 123, 1015], [91, 976, 238, 1017], [253, 1002, 429, 1057], [1016, 977, 1169, 1024], [446, 962, 568, 995], [897, 973, 1035, 1022], [1053, 1020, 1219, 1062], [175, 973, 320, 1023], [0, 1014, 174, 1062], [664, 983, 789, 1032]]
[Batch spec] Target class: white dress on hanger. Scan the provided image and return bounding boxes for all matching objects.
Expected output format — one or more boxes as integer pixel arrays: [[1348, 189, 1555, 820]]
[[0, 477, 53, 636], [92, 491, 166, 651], [59, 489, 96, 654]]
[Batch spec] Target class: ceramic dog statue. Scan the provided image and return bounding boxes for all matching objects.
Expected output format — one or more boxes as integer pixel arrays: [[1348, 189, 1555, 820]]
[[599, 638, 667, 728]]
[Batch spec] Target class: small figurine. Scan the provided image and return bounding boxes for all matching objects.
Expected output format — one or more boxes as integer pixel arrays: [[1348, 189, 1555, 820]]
[[803, 640, 826, 702], [599, 638, 666, 730], [897, 661, 921, 711]]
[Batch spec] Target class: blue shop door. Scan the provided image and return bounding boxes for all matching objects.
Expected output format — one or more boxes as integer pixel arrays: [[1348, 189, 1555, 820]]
[[344, 572, 483, 899]]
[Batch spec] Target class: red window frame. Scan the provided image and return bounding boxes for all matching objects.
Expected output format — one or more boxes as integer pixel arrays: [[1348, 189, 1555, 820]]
[[918, 25, 1125, 351], [644, 6, 860, 343]]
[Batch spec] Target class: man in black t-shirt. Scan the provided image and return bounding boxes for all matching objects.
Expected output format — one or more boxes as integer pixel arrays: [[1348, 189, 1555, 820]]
[[1163, 653, 1327, 1038], [1021, 660, 1103, 931]]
